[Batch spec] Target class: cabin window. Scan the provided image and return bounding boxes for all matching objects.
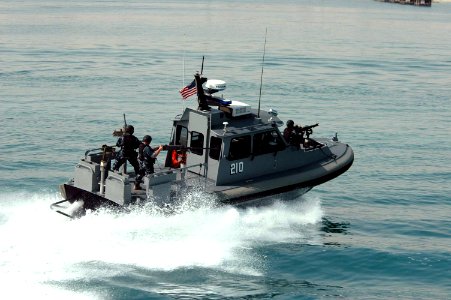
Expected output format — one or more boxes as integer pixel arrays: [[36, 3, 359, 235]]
[[176, 125, 188, 147], [209, 136, 222, 160], [253, 130, 285, 156], [227, 135, 251, 161], [190, 131, 204, 155]]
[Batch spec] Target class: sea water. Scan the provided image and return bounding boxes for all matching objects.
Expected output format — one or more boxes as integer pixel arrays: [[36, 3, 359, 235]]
[[1, 0, 450, 299]]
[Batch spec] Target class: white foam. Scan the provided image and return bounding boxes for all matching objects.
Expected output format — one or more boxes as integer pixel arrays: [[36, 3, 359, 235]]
[[0, 191, 324, 298]]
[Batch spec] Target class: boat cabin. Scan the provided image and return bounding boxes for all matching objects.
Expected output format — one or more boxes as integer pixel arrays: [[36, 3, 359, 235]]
[[164, 104, 289, 186]]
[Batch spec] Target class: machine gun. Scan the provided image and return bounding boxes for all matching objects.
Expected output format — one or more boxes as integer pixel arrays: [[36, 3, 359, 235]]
[[163, 144, 188, 151], [163, 144, 217, 152], [112, 114, 128, 137], [295, 123, 319, 139]]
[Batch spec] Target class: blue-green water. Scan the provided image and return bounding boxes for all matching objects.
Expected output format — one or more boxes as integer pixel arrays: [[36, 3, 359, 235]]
[[1, 0, 450, 299]]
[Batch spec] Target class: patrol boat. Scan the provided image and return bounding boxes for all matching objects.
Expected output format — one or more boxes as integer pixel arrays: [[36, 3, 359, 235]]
[[52, 72, 354, 218]]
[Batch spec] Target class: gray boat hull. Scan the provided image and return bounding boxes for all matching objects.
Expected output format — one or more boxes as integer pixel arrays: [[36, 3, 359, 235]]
[[53, 140, 353, 218]]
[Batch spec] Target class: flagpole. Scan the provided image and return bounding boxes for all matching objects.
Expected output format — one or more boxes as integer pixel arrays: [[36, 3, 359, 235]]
[[182, 35, 185, 87], [201, 56, 204, 75], [182, 34, 186, 111]]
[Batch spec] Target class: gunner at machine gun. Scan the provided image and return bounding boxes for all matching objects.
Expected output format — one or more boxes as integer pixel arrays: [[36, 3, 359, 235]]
[[295, 123, 318, 139], [284, 120, 319, 149], [294, 123, 319, 148], [112, 124, 141, 175]]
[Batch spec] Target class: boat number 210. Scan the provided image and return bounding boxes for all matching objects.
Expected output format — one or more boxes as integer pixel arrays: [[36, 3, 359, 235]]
[[230, 162, 244, 175]]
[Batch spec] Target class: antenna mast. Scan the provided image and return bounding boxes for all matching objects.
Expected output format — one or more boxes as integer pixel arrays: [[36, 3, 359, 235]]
[[257, 28, 267, 118]]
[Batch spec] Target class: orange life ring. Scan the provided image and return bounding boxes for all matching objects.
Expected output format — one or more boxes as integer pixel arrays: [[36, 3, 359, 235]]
[[171, 150, 187, 168]]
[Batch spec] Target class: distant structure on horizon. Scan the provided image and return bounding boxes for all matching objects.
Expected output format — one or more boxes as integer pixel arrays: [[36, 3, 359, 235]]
[[375, 0, 431, 6]]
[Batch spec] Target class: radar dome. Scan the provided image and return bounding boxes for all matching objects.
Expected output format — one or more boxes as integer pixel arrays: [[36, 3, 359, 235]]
[[204, 79, 226, 94]]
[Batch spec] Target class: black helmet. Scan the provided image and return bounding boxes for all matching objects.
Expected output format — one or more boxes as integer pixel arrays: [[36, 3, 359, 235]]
[[125, 125, 134, 134], [143, 135, 152, 143], [286, 120, 294, 128]]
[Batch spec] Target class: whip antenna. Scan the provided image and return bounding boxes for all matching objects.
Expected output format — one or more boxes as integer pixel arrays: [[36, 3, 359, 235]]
[[257, 28, 267, 118]]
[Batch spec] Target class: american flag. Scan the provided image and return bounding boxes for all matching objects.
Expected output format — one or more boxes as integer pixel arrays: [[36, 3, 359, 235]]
[[179, 80, 197, 99]]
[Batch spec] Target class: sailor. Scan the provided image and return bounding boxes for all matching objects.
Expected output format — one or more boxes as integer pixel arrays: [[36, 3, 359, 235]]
[[113, 124, 141, 175], [135, 135, 163, 190], [283, 120, 304, 148], [283, 120, 296, 143]]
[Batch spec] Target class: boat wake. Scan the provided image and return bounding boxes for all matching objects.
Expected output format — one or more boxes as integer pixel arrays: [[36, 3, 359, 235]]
[[0, 191, 324, 298]]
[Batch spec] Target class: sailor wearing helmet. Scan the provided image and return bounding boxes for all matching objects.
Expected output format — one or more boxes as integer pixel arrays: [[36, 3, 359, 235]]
[[283, 119, 303, 148], [113, 124, 141, 175], [283, 120, 295, 143], [135, 135, 163, 190]]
